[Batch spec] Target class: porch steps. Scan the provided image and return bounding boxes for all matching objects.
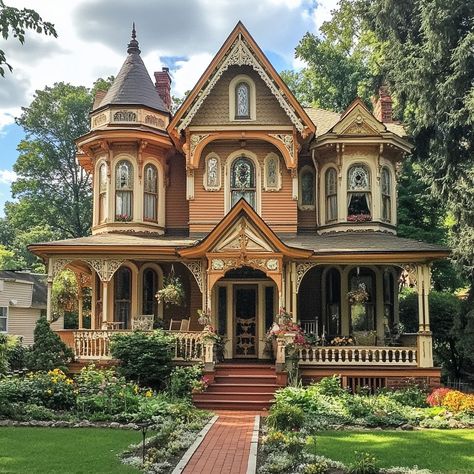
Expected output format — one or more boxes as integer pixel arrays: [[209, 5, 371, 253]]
[[192, 363, 281, 410]]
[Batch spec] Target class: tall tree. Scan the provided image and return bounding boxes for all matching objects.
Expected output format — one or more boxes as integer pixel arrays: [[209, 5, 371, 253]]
[[0, 1, 56, 76], [11, 79, 112, 240]]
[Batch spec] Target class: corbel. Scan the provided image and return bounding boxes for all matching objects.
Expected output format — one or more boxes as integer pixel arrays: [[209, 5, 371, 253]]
[[99, 140, 111, 178]]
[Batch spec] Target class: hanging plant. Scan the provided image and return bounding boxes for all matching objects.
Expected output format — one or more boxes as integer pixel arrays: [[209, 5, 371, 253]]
[[347, 282, 369, 304], [156, 273, 185, 306], [197, 308, 211, 326]]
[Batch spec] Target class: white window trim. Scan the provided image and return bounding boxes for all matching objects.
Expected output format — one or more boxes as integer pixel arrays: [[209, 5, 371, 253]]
[[203, 152, 222, 191], [263, 152, 281, 191], [380, 166, 392, 223], [0, 306, 8, 333], [325, 167, 338, 223], [298, 165, 316, 211], [224, 150, 261, 214], [229, 74, 256, 121]]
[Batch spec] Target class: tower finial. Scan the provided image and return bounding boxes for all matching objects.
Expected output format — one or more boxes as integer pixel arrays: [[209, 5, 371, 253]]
[[127, 22, 140, 55]]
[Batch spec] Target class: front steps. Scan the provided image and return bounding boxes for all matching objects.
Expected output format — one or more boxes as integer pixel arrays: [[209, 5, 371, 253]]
[[193, 363, 281, 410]]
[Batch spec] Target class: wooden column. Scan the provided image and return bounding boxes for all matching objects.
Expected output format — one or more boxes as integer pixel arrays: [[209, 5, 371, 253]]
[[46, 277, 53, 322], [102, 281, 109, 329], [78, 287, 84, 330]]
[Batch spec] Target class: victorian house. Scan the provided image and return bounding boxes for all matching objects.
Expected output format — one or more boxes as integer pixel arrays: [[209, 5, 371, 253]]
[[30, 23, 448, 407]]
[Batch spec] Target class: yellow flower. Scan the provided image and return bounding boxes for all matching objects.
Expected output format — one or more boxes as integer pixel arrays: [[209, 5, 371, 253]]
[[46, 389, 52, 395], [145, 390, 153, 398], [133, 385, 139, 394]]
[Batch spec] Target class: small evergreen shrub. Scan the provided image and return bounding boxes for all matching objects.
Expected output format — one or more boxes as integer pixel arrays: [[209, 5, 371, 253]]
[[26, 317, 73, 372], [167, 365, 203, 398], [267, 403, 304, 431], [110, 329, 175, 387]]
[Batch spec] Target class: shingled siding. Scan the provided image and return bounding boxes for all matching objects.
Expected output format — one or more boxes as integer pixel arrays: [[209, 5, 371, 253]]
[[165, 153, 189, 232], [191, 65, 293, 126], [189, 141, 297, 234]]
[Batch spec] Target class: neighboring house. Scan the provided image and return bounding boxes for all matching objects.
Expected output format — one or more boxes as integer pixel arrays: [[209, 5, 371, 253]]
[[29, 23, 449, 397], [0, 271, 62, 345]]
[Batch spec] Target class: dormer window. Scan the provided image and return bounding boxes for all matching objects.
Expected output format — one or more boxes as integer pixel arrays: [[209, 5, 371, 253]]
[[115, 160, 133, 221], [235, 82, 250, 119], [347, 164, 371, 222], [143, 164, 158, 222], [381, 167, 392, 222], [231, 156, 256, 209]]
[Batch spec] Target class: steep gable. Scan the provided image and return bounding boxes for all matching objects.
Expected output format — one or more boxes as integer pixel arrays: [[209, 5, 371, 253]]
[[332, 99, 386, 136]]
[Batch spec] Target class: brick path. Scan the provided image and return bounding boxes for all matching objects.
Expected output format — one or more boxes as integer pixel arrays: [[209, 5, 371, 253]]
[[182, 411, 259, 474]]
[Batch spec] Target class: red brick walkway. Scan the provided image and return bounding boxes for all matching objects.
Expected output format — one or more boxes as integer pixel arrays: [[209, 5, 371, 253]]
[[182, 411, 259, 474]]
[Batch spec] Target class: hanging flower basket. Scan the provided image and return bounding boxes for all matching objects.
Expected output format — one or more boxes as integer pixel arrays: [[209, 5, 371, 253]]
[[347, 283, 369, 304], [197, 308, 211, 326], [156, 275, 185, 306]]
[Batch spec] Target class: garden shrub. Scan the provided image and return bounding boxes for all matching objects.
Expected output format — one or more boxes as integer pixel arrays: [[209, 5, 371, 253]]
[[26, 317, 74, 372], [110, 329, 175, 387], [6, 336, 27, 371], [315, 375, 347, 397], [426, 387, 452, 407], [380, 386, 428, 408], [267, 403, 304, 431], [442, 390, 474, 413], [167, 364, 204, 398], [348, 451, 379, 474]]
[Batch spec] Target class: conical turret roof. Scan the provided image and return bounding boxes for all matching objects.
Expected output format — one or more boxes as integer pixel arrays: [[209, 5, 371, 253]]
[[96, 24, 168, 113]]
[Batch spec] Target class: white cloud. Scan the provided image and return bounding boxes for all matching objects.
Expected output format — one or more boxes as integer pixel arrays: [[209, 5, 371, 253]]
[[0, 170, 17, 184], [172, 53, 215, 97]]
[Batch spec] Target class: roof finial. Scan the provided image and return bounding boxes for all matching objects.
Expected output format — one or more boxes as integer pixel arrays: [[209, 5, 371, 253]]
[[127, 22, 140, 55]]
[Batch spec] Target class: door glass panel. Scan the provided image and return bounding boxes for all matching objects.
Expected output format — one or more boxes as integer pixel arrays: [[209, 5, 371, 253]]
[[234, 286, 257, 357]]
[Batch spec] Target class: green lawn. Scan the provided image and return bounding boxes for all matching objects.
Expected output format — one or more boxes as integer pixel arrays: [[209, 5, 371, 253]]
[[0, 427, 142, 473], [311, 430, 474, 474]]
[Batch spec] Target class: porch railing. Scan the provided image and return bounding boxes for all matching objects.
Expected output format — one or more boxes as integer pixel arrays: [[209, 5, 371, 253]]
[[298, 345, 417, 366], [67, 330, 206, 363]]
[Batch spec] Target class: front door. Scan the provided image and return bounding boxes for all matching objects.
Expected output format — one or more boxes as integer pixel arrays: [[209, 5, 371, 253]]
[[233, 284, 258, 358]]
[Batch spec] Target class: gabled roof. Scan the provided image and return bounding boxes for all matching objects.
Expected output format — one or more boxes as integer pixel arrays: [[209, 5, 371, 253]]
[[179, 198, 312, 259], [0, 271, 47, 307], [95, 26, 168, 113], [168, 22, 315, 137], [332, 98, 387, 135]]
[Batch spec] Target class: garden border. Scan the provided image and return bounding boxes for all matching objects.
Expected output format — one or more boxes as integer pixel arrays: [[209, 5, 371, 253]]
[[171, 415, 219, 474], [247, 415, 260, 474]]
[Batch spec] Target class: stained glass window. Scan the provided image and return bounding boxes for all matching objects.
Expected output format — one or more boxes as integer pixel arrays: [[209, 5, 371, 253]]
[[347, 165, 371, 220], [144, 164, 158, 221], [115, 160, 133, 220], [231, 156, 256, 208], [325, 168, 338, 222], [235, 82, 250, 119], [206, 156, 219, 188], [301, 168, 315, 207], [348, 165, 370, 191], [381, 167, 391, 222], [266, 155, 278, 189]]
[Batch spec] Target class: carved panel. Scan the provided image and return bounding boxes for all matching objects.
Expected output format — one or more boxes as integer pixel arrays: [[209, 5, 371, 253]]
[[85, 259, 124, 282], [113, 110, 137, 122], [93, 113, 107, 127], [183, 260, 204, 293], [145, 114, 165, 128], [189, 133, 210, 164], [400, 264, 418, 290], [51, 258, 73, 279], [269, 133, 294, 158]]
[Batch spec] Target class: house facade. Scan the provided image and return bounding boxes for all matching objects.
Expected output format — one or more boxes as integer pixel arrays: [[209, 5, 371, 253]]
[[30, 23, 448, 391]]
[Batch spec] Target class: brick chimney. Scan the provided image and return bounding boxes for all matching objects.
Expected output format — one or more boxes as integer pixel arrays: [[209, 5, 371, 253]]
[[93, 90, 107, 109], [372, 86, 393, 123], [154, 67, 172, 112]]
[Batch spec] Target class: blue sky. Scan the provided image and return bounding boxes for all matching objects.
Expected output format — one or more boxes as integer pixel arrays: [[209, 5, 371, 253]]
[[0, 0, 335, 217]]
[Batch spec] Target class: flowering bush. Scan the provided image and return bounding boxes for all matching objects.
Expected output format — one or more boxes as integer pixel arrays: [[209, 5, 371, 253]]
[[331, 336, 354, 346], [167, 365, 204, 398], [156, 275, 185, 306], [426, 387, 452, 407], [201, 325, 220, 343], [443, 390, 474, 413], [266, 308, 306, 344], [347, 213, 372, 223]]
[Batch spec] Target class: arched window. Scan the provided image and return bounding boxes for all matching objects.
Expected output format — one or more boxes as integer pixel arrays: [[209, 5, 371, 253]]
[[142, 268, 158, 317], [325, 168, 338, 222], [204, 153, 221, 190], [143, 164, 158, 222], [381, 167, 392, 222], [115, 160, 133, 221], [98, 163, 107, 224], [235, 82, 250, 119], [347, 164, 371, 221], [299, 166, 315, 209], [114, 267, 132, 329], [349, 267, 376, 333], [230, 156, 256, 209], [264, 153, 280, 190], [325, 268, 341, 336]]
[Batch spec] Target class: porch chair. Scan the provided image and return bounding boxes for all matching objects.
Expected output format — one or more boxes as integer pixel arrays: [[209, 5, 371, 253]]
[[180, 319, 190, 331], [168, 318, 190, 331]]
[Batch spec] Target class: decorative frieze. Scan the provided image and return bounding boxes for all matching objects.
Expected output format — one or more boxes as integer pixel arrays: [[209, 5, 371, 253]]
[[113, 110, 137, 122]]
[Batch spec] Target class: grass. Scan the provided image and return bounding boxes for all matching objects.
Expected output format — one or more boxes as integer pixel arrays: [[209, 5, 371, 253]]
[[0, 427, 142, 473], [309, 429, 474, 474]]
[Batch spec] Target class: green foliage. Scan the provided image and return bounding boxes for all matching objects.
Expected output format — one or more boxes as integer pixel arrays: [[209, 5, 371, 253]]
[[0, 334, 26, 374], [25, 317, 74, 372], [348, 451, 379, 474], [315, 375, 347, 397], [0, 0, 57, 76], [267, 403, 304, 431], [378, 386, 428, 409], [167, 365, 203, 398], [110, 330, 175, 387]]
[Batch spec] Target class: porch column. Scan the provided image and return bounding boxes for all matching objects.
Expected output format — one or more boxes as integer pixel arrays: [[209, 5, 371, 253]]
[[46, 277, 53, 322], [417, 264, 433, 367], [340, 267, 350, 335], [102, 281, 109, 328], [78, 287, 84, 330]]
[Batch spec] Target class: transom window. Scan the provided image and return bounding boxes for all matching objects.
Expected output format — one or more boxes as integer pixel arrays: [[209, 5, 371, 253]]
[[347, 164, 371, 221], [381, 167, 392, 222], [115, 160, 133, 221], [143, 164, 158, 222], [0, 307, 7, 332], [235, 82, 250, 119], [230, 156, 256, 209], [325, 168, 338, 222]]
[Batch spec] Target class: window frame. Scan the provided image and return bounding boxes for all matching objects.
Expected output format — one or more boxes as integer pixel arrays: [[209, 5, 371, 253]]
[[347, 163, 372, 220], [203, 153, 221, 191], [143, 163, 158, 222], [228, 75, 256, 121], [230, 155, 257, 209], [298, 165, 316, 211], [114, 160, 134, 221], [325, 167, 338, 222], [0, 306, 7, 332], [381, 166, 392, 223], [98, 162, 107, 224]]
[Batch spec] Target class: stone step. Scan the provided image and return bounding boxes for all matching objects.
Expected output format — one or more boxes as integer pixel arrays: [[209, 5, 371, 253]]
[[193, 399, 273, 410], [193, 391, 276, 402], [214, 374, 277, 385], [209, 383, 279, 393]]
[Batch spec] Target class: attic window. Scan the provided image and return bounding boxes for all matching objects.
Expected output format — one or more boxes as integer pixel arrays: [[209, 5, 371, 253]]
[[229, 75, 256, 121], [235, 82, 250, 119]]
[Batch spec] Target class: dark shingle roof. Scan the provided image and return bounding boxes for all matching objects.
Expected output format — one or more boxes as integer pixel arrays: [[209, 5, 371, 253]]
[[0, 271, 47, 307], [95, 31, 168, 113]]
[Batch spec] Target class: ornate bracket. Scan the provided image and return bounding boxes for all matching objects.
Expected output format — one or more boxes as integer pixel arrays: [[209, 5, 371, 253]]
[[295, 261, 319, 293], [50, 258, 73, 280], [183, 260, 204, 293], [269, 133, 295, 162], [85, 259, 124, 282], [189, 134, 210, 166]]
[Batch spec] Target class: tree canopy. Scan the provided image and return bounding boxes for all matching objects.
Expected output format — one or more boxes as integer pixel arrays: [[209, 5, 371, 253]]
[[0, 1, 57, 76]]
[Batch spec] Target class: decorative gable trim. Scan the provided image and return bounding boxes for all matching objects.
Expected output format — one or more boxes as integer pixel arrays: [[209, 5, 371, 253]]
[[332, 99, 386, 136]]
